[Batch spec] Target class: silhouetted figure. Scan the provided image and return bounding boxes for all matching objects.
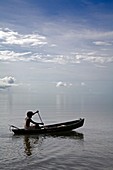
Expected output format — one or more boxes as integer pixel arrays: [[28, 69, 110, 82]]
[[24, 110, 44, 129]]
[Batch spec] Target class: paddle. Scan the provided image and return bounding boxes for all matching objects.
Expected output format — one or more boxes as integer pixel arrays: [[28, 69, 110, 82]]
[[37, 111, 44, 126]]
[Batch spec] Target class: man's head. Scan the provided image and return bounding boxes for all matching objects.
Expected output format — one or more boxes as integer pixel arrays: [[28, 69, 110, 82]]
[[27, 111, 33, 118]]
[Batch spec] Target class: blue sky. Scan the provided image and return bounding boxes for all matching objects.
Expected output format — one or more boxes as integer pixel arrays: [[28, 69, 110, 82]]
[[0, 0, 113, 89]]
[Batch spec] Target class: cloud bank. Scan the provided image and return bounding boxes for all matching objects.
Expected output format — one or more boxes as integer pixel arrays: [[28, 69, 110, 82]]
[[1, 49, 113, 65], [0, 27, 113, 65]]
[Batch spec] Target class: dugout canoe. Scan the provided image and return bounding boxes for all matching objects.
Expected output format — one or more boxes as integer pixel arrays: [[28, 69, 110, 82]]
[[11, 118, 84, 135]]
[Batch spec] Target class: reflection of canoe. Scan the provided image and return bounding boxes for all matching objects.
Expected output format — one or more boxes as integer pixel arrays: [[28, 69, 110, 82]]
[[48, 131, 84, 140], [11, 118, 84, 135]]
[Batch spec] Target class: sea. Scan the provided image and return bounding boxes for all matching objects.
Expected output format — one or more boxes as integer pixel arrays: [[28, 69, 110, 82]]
[[0, 81, 113, 170]]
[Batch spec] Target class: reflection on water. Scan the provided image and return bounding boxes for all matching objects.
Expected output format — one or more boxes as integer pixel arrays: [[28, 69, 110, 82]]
[[24, 135, 43, 156], [24, 136, 33, 156], [47, 131, 84, 140], [23, 131, 84, 156]]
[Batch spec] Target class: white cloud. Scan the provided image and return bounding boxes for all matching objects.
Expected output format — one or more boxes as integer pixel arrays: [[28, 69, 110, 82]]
[[2, 76, 15, 84], [93, 41, 112, 46], [73, 52, 113, 64], [0, 28, 47, 46], [0, 50, 31, 62], [1, 49, 113, 65], [56, 81, 72, 87], [0, 76, 16, 89], [83, 55, 113, 64], [56, 81, 67, 87], [0, 27, 113, 65]]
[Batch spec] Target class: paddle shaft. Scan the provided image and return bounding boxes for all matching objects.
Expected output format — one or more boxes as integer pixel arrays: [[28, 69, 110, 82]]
[[37, 112, 44, 125]]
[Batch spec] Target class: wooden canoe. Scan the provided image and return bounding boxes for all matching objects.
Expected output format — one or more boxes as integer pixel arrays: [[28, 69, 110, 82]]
[[11, 118, 84, 135]]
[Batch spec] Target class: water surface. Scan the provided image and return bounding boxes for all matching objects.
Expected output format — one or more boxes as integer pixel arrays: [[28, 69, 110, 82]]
[[0, 83, 113, 170]]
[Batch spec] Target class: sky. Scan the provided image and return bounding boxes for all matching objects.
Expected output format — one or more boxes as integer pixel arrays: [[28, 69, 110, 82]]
[[0, 0, 113, 90]]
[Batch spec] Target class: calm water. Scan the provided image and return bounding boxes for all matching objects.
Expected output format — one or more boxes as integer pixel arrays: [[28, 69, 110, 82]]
[[0, 84, 113, 170]]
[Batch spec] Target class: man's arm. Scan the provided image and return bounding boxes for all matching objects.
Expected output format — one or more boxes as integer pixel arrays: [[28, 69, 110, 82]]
[[30, 119, 44, 125], [32, 110, 39, 116]]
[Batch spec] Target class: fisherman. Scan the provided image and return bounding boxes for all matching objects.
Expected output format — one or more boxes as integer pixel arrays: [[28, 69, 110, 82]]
[[24, 110, 44, 129]]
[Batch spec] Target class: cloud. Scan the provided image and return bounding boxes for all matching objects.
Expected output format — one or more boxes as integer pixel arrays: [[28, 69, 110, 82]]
[[56, 81, 67, 87], [72, 52, 113, 64], [2, 76, 15, 84], [1, 49, 113, 65], [81, 82, 86, 86], [0, 50, 31, 62], [0, 76, 16, 89], [83, 55, 113, 64], [0, 28, 47, 47], [56, 81, 72, 87], [0, 27, 113, 65], [93, 41, 112, 46]]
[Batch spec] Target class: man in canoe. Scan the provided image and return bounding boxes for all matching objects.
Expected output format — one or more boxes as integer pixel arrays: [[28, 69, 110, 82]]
[[24, 110, 44, 129]]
